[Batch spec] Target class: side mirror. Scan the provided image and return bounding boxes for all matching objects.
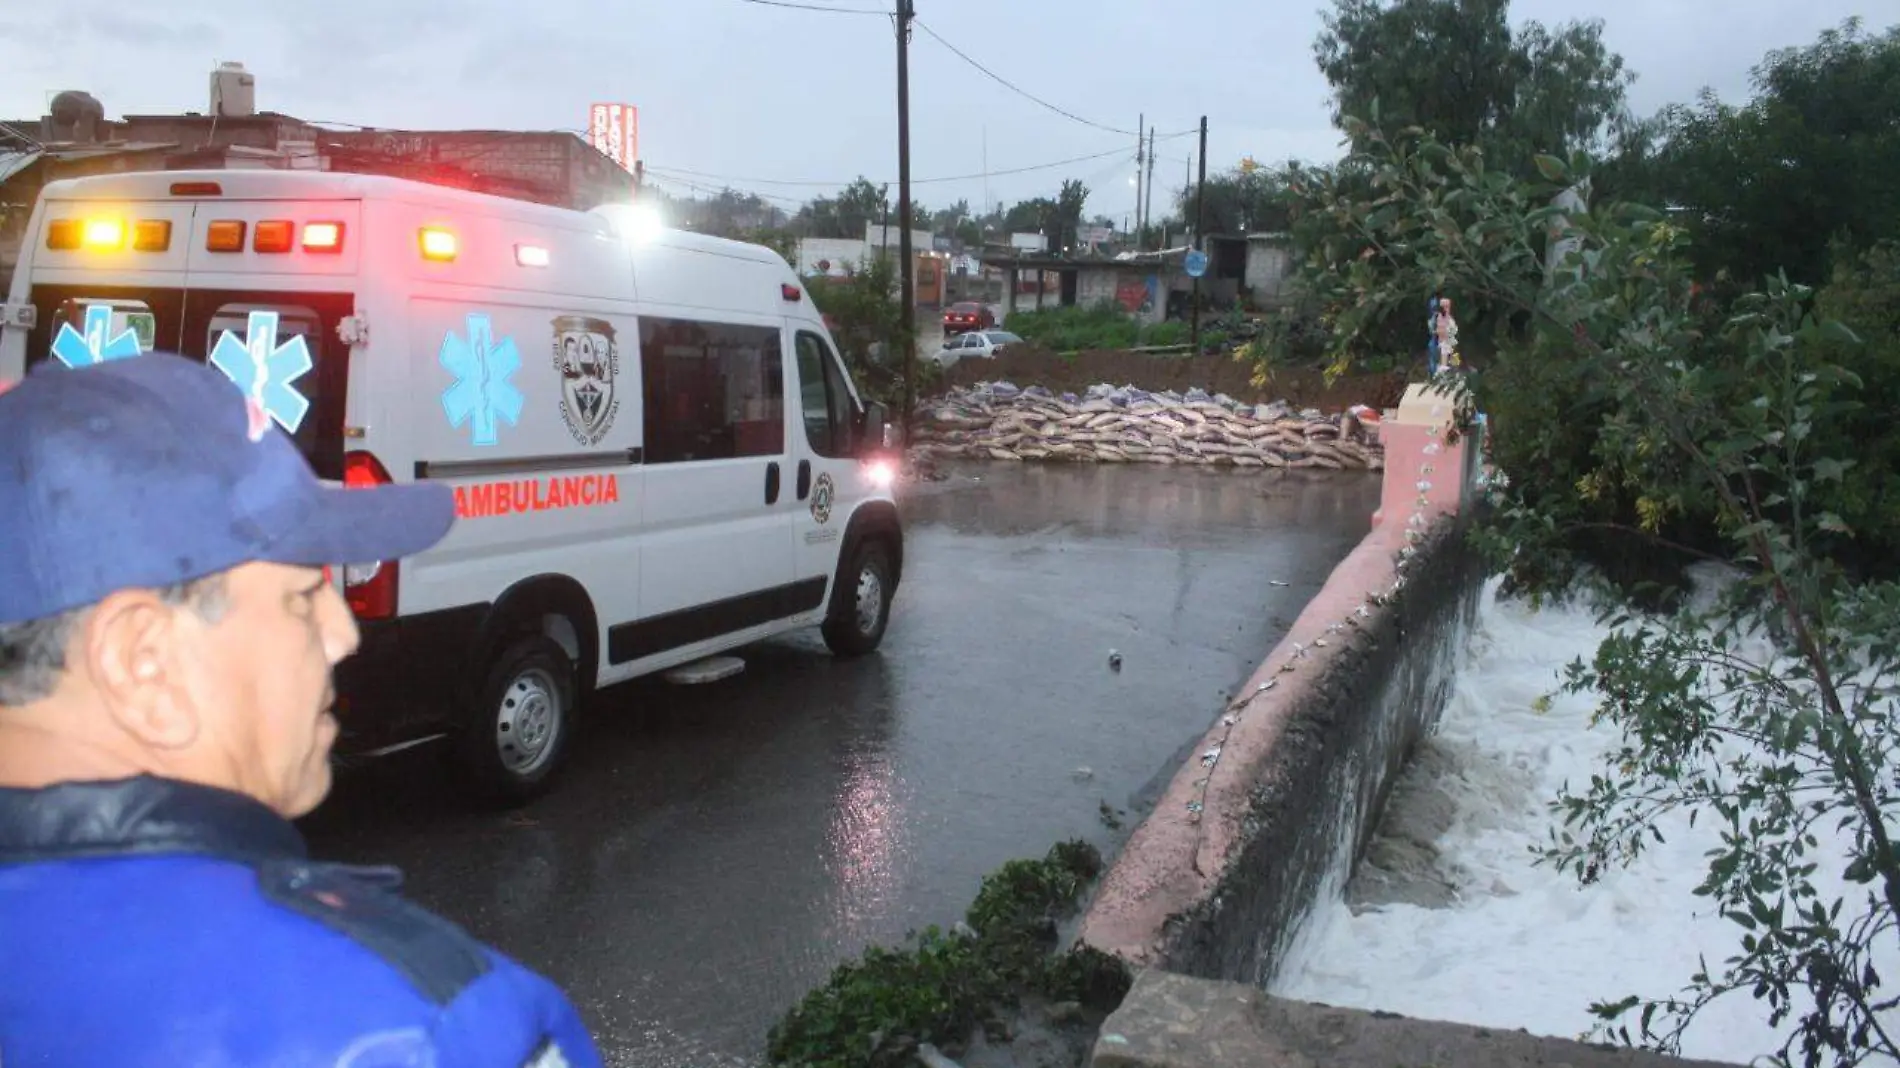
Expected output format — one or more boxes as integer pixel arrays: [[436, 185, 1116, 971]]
[[861, 400, 891, 454]]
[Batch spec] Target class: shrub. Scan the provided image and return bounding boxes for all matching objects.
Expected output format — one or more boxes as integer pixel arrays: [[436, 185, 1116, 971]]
[[766, 839, 1130, 1068], [1005, 303, 1140, 351]]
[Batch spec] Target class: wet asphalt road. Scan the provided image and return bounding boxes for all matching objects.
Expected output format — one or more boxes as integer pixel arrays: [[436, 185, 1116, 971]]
[[299, 462, 1382, 1066]]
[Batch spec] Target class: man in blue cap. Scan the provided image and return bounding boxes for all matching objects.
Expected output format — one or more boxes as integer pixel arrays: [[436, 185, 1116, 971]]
[[0, 352, 602, 1067]]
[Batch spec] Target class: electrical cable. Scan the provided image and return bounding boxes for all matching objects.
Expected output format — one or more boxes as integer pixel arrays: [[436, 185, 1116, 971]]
[[644, 132, 1194, 191], [912, 19, 1137, 137], [732, 0, 885, 13]]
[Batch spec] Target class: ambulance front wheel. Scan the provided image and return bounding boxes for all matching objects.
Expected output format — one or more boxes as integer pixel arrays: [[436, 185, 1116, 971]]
[[452, 634, 577, 805], [823, 539, 894, 657]]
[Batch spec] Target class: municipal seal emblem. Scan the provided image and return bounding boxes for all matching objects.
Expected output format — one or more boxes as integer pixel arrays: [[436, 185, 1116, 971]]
[[810, 472, 836, 524]]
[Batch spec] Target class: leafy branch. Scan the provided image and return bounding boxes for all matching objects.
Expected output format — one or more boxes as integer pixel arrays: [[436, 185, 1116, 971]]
[[1316, 119, 1900, 1066]]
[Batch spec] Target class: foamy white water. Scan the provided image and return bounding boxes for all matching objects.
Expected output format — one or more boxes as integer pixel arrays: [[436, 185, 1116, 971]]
[[1271, 576, 1895, 1066]]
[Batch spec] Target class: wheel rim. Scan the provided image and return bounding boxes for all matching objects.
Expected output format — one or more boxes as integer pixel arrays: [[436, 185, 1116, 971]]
[[496, 667, 562, 776], [854, 564, 885, 635]]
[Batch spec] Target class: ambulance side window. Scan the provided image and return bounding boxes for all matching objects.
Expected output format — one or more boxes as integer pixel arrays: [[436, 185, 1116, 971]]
[[639, 317, 785, 464], [795, 332, 857, 459]]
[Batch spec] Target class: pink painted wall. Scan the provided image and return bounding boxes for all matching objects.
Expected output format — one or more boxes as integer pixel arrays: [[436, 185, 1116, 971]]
[[1370, 422, 1471, 531], [1079, 407, 1481, 968]]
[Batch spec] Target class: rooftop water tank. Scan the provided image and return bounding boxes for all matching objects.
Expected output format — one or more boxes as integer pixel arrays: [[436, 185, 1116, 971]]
[[210, 61, 256, 118]]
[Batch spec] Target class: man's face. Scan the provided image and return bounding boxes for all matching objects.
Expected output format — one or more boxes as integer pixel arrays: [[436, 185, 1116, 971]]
[[173, 562, 360, 817]]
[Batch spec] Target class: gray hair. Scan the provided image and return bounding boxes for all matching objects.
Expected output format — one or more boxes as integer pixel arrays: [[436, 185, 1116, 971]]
[[0, 575, 229, 707]]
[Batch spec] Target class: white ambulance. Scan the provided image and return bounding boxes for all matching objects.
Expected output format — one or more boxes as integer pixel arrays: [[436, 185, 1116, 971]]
[[0, 169, 905, 802]]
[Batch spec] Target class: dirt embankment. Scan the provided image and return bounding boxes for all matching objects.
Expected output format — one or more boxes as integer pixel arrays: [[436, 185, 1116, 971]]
[[939, 348, 1410, 414]]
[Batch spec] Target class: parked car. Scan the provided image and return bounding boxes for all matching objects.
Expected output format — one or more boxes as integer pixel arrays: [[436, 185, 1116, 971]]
[[934, 329, 1022, 368], [941, 301, 995, 336]]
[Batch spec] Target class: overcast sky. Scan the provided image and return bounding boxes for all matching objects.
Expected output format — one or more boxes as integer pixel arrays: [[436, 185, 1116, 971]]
[[0, 0, 1886, 223]]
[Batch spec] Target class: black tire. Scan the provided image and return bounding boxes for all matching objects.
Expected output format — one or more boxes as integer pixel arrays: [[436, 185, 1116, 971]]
[[450, 633, 577, 806], [822, 539, 894, 657]]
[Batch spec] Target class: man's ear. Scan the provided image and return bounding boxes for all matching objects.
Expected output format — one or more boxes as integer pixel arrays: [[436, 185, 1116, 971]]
[[81, 590, 200, 751]]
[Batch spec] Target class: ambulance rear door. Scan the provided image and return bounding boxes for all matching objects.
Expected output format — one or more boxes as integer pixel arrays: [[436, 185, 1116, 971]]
[[175, 194, 365, 483]]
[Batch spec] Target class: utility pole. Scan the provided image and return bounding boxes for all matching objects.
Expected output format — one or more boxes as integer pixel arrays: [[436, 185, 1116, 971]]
[[1133, 113, 1144, 251], [895, 0, 916, 439], [1191, 115, 1208, 352], [1142, 127, 1156, 249]]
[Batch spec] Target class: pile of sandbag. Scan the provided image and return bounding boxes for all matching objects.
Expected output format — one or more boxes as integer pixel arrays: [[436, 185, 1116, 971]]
[[908, 382, 1382, 471]]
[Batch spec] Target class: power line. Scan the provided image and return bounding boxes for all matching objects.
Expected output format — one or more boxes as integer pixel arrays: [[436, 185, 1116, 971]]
[[732, 0, 884, 13], [644, 133, 1194, 192], [912, 19, 1136, 137], [644, 172, 807, 207]]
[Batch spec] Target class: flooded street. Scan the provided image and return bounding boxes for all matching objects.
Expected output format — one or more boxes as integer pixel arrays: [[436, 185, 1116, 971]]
[[300, 462, 1381, 1066]]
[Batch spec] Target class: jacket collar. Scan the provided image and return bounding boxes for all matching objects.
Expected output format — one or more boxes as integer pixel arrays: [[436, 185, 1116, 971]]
[[0, 775, 307, 865]]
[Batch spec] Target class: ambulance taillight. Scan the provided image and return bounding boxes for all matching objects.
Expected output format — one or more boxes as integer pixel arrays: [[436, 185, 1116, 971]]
[[253, 221, 295, 254], [342, 451, 401, 621], [302, 222, 345, 253]]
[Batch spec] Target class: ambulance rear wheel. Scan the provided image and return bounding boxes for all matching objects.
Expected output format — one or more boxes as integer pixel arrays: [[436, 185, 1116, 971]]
[[452, 634, 576, 806], [823, 539, 893, 657]]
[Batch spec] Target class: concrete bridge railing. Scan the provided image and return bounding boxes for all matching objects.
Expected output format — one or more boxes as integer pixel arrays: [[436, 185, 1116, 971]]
[[1075, 384, 1752, 1067]]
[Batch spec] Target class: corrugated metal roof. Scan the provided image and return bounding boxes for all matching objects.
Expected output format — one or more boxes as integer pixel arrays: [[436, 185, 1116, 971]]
[[0, 149, 42, 185]]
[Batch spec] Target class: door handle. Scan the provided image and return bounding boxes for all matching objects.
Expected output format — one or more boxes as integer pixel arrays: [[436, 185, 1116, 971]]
[[797, 459, 812, 500], [765, 461, 781, 506]]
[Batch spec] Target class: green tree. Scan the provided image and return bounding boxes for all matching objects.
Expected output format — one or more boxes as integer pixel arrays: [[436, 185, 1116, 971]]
[[1308, 120, 1900, 1066], [803, 256, 932, 409], [797, 177, 889, 239], [690, 188, 784, 239], [1053, 179, 1090, 253], [1002, 197, 1058, 239], [1177, 160, 1307, 236], [1314, 0, 1635, 173], [1608, 20, 1900, 291]]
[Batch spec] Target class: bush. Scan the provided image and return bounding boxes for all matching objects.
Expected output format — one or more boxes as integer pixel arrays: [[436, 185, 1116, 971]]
[[1140, 320, 1188, 347], [805, 257, 938, 411], [766, 839, 1130, 1068], [1005, 302, 1141, 351], [1003, 302, 1206, 352], [1806, 239, 1900, 577], [1313, 122, 1900, 1066]]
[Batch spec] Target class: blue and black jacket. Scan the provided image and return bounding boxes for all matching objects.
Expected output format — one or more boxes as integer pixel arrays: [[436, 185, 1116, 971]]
[[0, 775, 602, 1068]]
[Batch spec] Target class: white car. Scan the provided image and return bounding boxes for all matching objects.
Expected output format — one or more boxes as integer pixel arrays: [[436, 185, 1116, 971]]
[[935, 329, 1023, 368], [1, 169, 906, 803]]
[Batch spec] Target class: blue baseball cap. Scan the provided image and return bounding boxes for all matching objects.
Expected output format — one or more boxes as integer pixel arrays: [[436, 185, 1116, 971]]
[[0, 352, 455, 625]]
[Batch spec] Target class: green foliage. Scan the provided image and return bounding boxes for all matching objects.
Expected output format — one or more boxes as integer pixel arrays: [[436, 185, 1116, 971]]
[[1005, 303, 1195, 352], [1006, 304, 1138, 351], [1319, 120, 1900, 1066], [746, 227, 800, 266], [803, 256, 937, 409], [1607, 20, 1900, 290], [1142, 321, 1189, 347], [1176, 162, 1306, 237], [766, 840, 1131, 1068], [1804, 241, 1900, 575], [1314, 0, 1635, 174], [797, 178, 890, 240], [674, 187, 790, 240]]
